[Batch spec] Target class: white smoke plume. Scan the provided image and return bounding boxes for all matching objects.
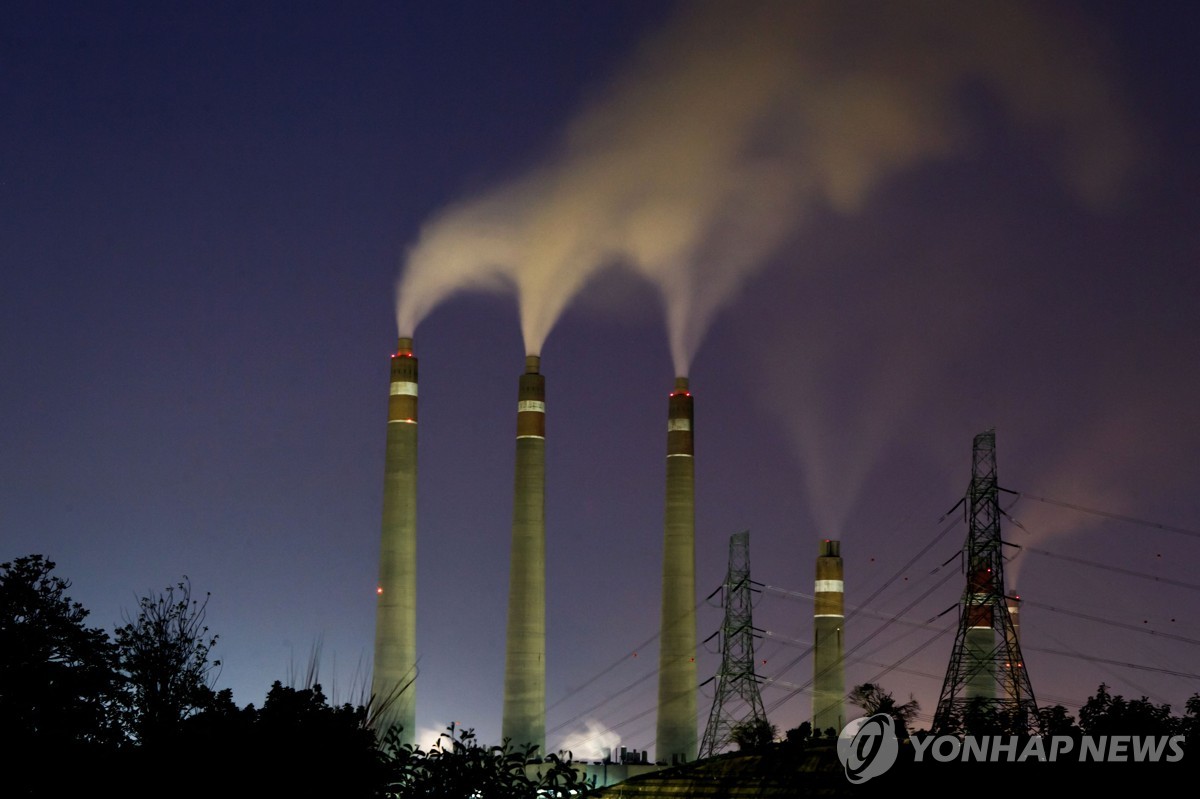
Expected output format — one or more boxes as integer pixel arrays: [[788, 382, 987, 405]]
[[395, 0, 1135, 373], [415, 722, 455, 752], [555, 719, 621, 762]]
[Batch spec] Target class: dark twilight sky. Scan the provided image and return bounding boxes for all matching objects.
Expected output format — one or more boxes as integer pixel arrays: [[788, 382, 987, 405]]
[[2, 1, 1198, 756]]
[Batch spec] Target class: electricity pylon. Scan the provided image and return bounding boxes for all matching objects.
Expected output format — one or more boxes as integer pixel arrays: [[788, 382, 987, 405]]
[[933, 429, 1039, 733], [699, 531, 768, 758]]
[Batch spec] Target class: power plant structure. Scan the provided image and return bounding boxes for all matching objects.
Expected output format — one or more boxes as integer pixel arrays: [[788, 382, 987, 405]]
[[812, 539, 845, 734], [657, 376, 698, 764], [369, 341, 707, 760], [372, 336, 419, 745], [502, 354, 547, 753], [365, 334, 1051, 771]]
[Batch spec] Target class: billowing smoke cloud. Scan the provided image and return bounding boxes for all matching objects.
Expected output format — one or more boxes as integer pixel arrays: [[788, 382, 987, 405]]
[[395, 0, 1135, 374], [555, 719, 621, 761], [1003, 341, 1195, 588]]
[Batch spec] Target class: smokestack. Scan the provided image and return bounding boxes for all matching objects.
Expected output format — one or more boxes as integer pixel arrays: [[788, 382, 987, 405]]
[[965, 560, 996, 701], [502, 354, 546, 753], [657, 376, 697, 764], [372, 336, 418, 744], [1004, 595, 1022, 701], [813, 539, 845, 734]]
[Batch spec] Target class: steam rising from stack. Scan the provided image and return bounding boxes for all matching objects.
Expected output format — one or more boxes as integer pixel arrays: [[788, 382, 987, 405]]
[[394, 0, 1135, 376], [381, 0, 1142, 755]]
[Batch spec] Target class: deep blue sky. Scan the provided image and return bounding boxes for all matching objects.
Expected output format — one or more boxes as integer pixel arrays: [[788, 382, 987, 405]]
[[3, 1, 1197, 756]]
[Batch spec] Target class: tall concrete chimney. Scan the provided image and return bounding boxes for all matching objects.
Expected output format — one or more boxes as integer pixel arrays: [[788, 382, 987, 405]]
[[372, 336, 418, 745], [656, 376, 697, 764], [1004, 595, 1022, 701], [502, 354, 546, 753], [965, 562, 996, 701], [813, 539, 845, 734]]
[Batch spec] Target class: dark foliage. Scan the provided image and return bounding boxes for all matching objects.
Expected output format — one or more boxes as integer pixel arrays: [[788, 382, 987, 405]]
[[0, 556, 125, 795], [114, 577, 221, 745], [13, 553, 1200, 796], [849, 682, 920, 737], [1079, 683, 1177, 736], [121, 681, 389, 797], [380, 725, 590, 798], [730, 717, 777, 751], [1037, 703, 1080, 736], [784, 720, 812, 745]]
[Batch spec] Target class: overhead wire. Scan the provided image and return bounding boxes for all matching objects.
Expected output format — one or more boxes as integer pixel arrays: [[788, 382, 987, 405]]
[[761, 551, 961, 717], [1024, 545, 1200, 593], [1026, 646, 1200, 681], [1021, 598, 1200, 647], [1009, 489, 1200, 540], [555, 489, 1193, 752], [546, 594, 711, 744]]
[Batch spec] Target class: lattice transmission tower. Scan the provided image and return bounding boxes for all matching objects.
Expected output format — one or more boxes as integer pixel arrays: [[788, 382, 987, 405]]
[[932, 429, 1039, 733], [699, 531, 768, 758]]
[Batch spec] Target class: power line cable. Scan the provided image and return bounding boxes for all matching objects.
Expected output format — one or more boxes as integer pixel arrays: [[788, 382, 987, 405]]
[[1010, 490, 1200, 540], [1021, 598, 1200, 647], [1024, 546, 1200, 593], [1026, 646, 1200, 681]]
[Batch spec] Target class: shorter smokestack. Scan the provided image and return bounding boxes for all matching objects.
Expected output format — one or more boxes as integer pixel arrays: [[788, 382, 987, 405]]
[[813, 539, 844, 734], [965, 558, 996, 701]]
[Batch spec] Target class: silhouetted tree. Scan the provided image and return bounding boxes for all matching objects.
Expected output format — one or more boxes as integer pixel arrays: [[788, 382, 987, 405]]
[[731, 717, 777, 751], [849, 683, 920, 737], [1181, 694, 1200, 752], [784, 721, 812, 746], [381, 725, 588, 798], [0, 555, 124, 795], [114, 577, 220, 744], [257, 681, 381, 778], [1037, 703, 1080, 737], [3, 560, 592, 797], [0, 555, 124, 742], [964, 700, 1018, 735], [932, 697, 1032, 736], [1079, 683, 1175, 736], [172, 682, 386, 797]]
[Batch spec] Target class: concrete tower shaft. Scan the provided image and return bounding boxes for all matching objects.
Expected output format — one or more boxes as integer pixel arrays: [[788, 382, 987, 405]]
[[657, 376, 697, 764], [372, 336, 418, 745], [813, 539, 845, 734], [966, 562, 997, 700], [502, 354, 546, 753], [1004, 596, 1023, 701]]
